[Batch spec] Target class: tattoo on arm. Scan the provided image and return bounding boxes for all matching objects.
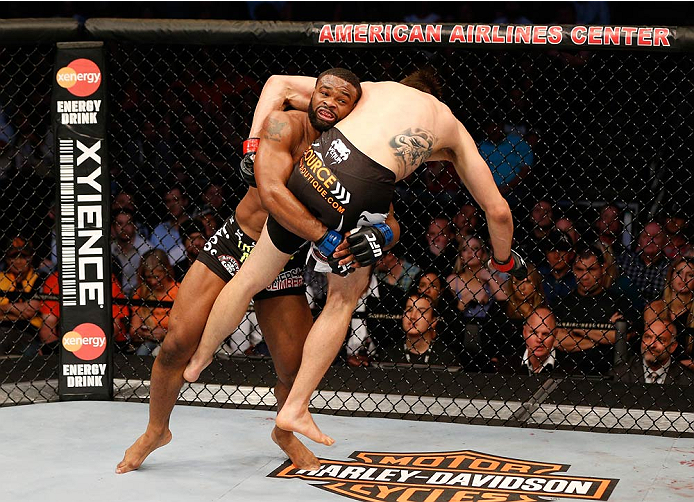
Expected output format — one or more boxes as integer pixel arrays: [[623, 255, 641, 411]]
[[389, 128, 436, 171], [264, 118, 287, 142]]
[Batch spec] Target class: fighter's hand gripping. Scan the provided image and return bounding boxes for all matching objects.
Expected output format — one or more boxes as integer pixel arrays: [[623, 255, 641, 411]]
[[239, 138, 260, 187], [488, 249, 528, 280], [345, 224, 394, 267], [328, 253, 355, 277]]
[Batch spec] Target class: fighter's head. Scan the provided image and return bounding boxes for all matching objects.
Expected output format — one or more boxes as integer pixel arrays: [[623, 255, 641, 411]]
[[308, 68, 361, 132], [399, 68, 442, 98]]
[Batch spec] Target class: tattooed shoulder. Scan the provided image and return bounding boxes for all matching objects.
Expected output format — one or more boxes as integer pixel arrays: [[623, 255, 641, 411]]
[[264, 118, 288, 142], [389, 128, 436, 171]]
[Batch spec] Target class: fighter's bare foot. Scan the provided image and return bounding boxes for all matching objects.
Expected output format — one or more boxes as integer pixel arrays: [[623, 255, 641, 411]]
[[116, 429, 172, 474], [276, 407, 334, 446], [271, 426, 321, 470], [182, 355, 211, 383]]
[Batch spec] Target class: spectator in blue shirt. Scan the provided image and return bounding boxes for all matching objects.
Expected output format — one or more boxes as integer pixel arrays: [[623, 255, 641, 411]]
[[539, 231, 577, 307], [478, 120, 533, 207]]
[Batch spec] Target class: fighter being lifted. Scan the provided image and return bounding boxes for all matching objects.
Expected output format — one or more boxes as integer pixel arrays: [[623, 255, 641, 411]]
[[117, 68, 401, 474], [183, 69, 527, 463]]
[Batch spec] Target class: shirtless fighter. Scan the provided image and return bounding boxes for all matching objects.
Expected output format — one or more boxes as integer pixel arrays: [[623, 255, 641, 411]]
[[117, 68, 399, 473], [183, 70, 527, 451]]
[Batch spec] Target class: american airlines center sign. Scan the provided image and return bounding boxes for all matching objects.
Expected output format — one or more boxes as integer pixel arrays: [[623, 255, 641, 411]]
[[270, 450, 619, 501]]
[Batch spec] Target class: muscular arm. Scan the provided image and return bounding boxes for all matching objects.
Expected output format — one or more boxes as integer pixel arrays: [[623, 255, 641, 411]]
[[254, 110, 327, 242], [555, 329, 598, 352], [435, 120, 513, 263], [248, 75, 317, 137], [574, 328, 617, 345]]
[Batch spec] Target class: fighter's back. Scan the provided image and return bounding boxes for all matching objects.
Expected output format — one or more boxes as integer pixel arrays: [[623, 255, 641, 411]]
[[334, 81, 459, 181]]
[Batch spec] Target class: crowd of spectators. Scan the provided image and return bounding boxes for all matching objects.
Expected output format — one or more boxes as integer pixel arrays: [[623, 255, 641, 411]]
[[1, 111, 693, 388], [0, 198, 692, 391]]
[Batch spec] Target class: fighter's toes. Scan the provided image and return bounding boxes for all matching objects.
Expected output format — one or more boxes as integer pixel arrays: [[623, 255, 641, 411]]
[[271, 427, 321, 471], [115, 430, 172, 474]]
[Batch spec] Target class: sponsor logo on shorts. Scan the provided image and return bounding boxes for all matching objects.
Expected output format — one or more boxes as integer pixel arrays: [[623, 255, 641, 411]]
[[299, 145, 351, 214], [62, 323, 107, 361], [269, 449, 619, 501], [326, 138, 351, 165], [56, 59, 102, 97], [266, 267, 303, 292], [218, 255, 240, 276]]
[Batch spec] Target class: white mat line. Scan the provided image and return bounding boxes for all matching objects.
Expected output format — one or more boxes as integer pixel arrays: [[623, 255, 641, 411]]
[[112, 378, 694, 433]]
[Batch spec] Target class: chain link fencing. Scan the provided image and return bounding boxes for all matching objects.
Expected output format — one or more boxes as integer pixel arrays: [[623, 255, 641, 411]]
[[2, 20, 693, 437]]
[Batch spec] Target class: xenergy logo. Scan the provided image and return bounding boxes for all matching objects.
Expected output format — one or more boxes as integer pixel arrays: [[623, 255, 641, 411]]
[[56, 59, 101, 97], [62, 323, 106, 361]]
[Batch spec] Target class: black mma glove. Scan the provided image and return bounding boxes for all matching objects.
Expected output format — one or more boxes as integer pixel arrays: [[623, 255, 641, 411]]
[[488, 249, 528, 280], [328, 253, 355, 277], [345, 223, 394, 267], [240, 138, 260, 187]]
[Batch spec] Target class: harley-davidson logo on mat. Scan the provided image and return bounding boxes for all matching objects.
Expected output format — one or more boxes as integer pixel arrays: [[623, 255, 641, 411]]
[[269, 449, 619, 501]]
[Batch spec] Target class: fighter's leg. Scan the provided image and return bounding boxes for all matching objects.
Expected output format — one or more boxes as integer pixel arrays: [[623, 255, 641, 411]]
[[276, 266, 372, 445], [183, 226, 291, 382], [116, 261, 226, 474], [255, 295, 320, 469]]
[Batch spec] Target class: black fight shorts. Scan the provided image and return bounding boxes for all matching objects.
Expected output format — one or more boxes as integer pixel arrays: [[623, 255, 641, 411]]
[[197, 213, 306, 300], [267, 127, 396, 256]]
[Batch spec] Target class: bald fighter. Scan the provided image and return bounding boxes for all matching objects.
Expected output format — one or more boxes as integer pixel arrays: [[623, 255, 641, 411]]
[[117, 68, 399, 473], [183, 69, 527, 451]]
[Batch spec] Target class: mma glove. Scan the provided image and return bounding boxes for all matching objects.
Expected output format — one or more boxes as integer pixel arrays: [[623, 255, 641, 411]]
[[240, 138, 260, 187], [488, 249, 528, 280], [328, 253, 355, 277], [345, 223, 394, 267]]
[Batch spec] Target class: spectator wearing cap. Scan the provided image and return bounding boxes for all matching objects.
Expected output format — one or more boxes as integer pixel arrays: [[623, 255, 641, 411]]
[[538, 230, 577, 307], [0, 236, 44, 356], [174, 218, 207, 282]]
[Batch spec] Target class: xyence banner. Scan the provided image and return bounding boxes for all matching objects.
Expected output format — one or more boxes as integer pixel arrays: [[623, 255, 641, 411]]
[[52, 42, 112, 400]]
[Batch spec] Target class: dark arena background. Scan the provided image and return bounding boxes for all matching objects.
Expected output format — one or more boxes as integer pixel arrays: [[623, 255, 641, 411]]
[[1, 3, 694, 501]]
